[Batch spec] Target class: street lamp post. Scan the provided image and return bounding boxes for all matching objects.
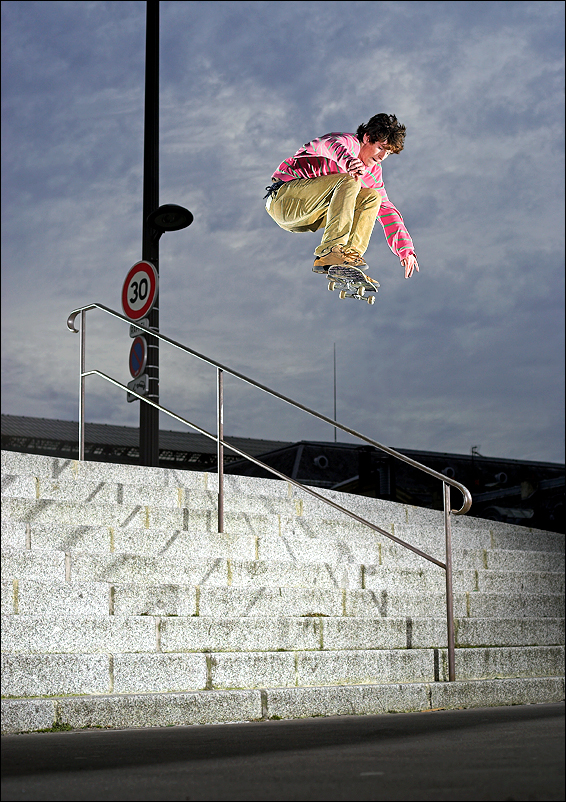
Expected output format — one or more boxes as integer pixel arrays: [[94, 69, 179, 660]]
[[140, 0, 160, 467], [139, 1, 192, 466]]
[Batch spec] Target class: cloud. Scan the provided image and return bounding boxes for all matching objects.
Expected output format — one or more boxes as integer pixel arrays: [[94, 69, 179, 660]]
[[1, 0, 564, 464]]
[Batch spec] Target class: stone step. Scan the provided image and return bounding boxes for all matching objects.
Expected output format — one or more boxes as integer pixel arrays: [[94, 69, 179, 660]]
[[0, 474, 301, 517], [2, 580, 564, 620], [0, 497, 278, 538], [389, 521, 565, 555], [298, 490, 563, 549], [3, 518, 564, 575], [3, 546, 563, 596], [1, 520, 261, 562], [0, 497, 439, 556], [2, 614, 563, 654], [3, 676, 564, 734], [1, 452, 209, 490], [198, 587, 566, 620], [2, 646, 563, 698], [3, 499, 563, 569], [0, 458, 343, 520], [454, 617, 564, 647], [458, 548, 564, 572]]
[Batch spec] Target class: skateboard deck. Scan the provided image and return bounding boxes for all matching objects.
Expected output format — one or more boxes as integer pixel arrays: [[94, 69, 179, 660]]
[[327, 265, 379, 305]]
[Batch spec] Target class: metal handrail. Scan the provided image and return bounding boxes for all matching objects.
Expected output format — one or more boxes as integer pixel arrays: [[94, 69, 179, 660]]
[[68, 301, 473, 681], [80, 369, 447, 569], [67, 304, 472, 512]]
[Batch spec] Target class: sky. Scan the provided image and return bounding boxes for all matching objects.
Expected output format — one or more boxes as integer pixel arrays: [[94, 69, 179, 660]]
[[1, 0, 564, 464]]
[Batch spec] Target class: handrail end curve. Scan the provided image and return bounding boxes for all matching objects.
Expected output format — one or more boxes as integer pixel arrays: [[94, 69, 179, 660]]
[[67, 311, 80, 333], [67, 304, 97, 333], [451, 488, 473, 516]]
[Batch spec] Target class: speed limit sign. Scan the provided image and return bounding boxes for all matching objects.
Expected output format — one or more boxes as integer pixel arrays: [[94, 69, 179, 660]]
[[121, 261, 158, 321]]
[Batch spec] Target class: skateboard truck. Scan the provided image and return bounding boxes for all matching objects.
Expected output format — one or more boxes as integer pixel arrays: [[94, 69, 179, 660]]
[[326, 265, 379, 305]]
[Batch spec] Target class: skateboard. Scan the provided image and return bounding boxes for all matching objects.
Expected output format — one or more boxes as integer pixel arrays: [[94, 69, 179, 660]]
[[327, 265, 379, 305]]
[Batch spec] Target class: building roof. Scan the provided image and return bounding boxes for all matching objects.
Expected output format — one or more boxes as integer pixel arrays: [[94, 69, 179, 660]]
[[0, 414, 293, 458]]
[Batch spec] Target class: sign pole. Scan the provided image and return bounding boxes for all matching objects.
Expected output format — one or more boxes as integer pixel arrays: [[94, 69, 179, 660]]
[[140, 0, 160, 467]]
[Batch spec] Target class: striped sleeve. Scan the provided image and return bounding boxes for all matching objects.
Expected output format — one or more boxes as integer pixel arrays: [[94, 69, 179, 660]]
[[378, 199, 416, 259], [271, 132, 359, 180], [364, 168, 416, 258]]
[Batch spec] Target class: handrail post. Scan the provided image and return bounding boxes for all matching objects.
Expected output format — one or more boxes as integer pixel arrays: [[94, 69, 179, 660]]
[[217, 368, 224, 533], [444, 482, 456, 681], [78, 309, 86, 461]]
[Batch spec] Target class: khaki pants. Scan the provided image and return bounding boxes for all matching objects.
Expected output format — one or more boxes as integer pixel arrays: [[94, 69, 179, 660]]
[[266, 173, 381, 256]]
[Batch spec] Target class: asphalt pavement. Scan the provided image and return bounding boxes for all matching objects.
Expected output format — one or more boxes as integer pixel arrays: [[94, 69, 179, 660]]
[[1, 702, 564, 801]]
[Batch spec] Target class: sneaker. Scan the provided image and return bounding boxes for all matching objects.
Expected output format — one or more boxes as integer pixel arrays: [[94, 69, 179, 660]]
[[342, 248, 368, 268], [313, 246, 368, 273]]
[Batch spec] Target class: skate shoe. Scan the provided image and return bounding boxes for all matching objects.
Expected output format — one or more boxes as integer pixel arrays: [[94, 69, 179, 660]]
[[313, 246, 368, 274]]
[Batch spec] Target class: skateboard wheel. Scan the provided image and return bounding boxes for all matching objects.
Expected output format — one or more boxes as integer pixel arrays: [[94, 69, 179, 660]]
[[367, 296, 375, 305], [357, 286, 365, 297], [328, 281, 336, 292], [339, 290, 347, 299]]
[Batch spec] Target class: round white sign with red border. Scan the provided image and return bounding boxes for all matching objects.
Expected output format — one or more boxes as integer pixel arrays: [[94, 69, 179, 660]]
[[122, 261, 158, 321]]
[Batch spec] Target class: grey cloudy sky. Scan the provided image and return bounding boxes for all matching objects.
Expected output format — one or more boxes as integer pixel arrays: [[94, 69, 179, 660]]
[[1, 0, 564, 463]]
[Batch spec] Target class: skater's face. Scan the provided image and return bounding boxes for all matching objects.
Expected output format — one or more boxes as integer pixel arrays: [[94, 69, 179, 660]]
[[359, 135, 392, 166]]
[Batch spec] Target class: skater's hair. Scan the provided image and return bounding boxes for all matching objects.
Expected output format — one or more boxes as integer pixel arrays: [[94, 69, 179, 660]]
[[356, 114, 406, 153]]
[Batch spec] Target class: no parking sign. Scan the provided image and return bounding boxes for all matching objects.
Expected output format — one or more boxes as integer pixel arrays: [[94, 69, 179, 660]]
[[121, 261, 158, 321], [129, 336, 147, 378]]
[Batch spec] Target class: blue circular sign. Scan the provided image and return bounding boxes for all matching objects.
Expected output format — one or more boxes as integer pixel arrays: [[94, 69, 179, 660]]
[[129, 336, 147, 378]]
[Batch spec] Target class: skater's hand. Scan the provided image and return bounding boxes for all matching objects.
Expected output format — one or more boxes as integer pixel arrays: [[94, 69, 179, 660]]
[[401, 253, 419, 278], [345, 157, 366, 179]]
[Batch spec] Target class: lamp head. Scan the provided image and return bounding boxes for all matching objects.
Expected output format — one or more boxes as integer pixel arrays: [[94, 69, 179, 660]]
[[147, 204, 193, 232]]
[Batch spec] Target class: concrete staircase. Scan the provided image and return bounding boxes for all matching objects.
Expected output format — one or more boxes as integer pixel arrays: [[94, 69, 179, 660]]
[[1, 449, 564, 734]]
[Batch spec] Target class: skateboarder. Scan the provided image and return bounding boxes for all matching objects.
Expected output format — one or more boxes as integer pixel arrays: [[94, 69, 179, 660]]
[[264, 113, 418, 282]]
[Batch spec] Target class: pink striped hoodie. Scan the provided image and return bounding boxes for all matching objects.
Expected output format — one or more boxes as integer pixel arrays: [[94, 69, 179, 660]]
[[272, 132, 416, 260]]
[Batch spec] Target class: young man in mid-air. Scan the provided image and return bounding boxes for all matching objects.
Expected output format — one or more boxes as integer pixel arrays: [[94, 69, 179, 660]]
[[264, 113, 418, 285]]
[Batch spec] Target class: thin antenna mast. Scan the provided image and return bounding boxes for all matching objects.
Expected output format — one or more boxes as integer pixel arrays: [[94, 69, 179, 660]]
[[333, 343, 337, 442]]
